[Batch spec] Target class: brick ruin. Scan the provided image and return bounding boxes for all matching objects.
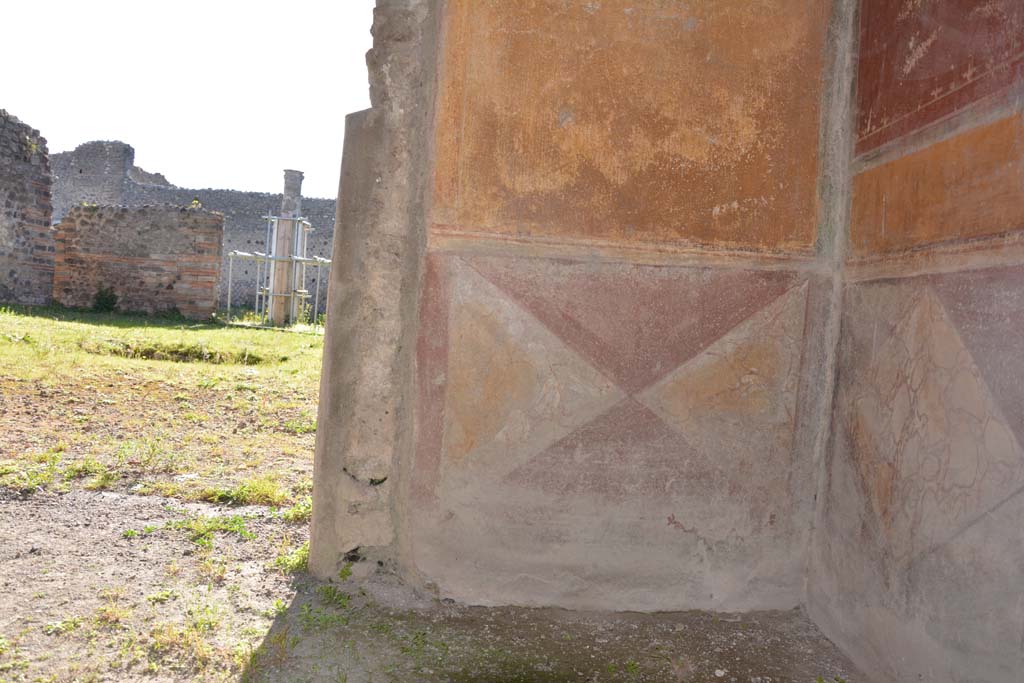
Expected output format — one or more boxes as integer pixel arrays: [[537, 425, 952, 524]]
[[312, 2, 1024, 682], [1, 118, 329, 318], [0, 110, 54, 305], [50, 141, 336, 311], [53, 205, 224, 319]]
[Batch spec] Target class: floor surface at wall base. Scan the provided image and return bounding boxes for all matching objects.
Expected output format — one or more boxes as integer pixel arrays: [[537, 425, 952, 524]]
[[807, 594, 952, 683], [409, 549, 803, 615]]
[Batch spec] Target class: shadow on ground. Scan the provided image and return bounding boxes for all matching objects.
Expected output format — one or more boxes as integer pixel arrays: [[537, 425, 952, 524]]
[[242, 572, 862, 683]]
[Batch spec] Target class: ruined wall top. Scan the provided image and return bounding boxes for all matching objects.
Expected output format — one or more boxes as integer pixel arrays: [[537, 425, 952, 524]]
[[281, 169, 304, 218]]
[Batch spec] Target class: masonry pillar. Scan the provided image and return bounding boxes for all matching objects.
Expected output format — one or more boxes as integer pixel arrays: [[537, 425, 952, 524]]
[[269, 169, 304, 325], [310, 0, 441, 579]]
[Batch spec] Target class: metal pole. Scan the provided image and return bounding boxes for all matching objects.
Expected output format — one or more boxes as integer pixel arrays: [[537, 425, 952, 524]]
[[264, 214, 275, 325], [302, 222, 310, 322], [254, 255, 262, 322], [314, 262, 322, 327], [291, 219, 300, 323], [226, 252, 234, 322]]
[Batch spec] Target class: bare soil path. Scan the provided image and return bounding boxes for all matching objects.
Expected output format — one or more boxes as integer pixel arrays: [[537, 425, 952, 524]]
[[0, 488, 863, 683]]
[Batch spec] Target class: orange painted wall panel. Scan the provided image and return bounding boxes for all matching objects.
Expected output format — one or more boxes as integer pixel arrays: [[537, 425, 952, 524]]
[[851, 114, 1024, 255], [432, 0, 830, 253]]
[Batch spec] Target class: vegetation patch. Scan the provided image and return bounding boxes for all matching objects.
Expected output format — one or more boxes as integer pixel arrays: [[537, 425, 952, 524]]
[[198, 474, 289, 507], [42, 616, 82, 636], [1, 306, 320, 507], [280, 496, 312, 523], [168, 514, 253, 548], [273, 541, 309, 574], [79, 337, 268, 365]]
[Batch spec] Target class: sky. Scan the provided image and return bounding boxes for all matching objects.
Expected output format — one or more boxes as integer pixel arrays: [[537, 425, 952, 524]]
[[1, 0, 376, 199]]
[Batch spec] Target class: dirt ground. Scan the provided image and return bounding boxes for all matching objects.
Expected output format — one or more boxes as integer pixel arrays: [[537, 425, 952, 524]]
[[0, 489, 863, 683], [0, 308, 864, 682], [0, 307, 321, 507]]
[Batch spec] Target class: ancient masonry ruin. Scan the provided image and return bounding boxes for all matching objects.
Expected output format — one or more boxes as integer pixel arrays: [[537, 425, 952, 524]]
[[50, 142, 336, 311], [0, 110, 54, 305], [0, 117, 333, 317], [312, 1, 1024, 682], [53, 205, 224, 319]]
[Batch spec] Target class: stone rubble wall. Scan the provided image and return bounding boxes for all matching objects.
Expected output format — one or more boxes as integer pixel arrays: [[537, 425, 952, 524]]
[[0, 109, 54, 305], [53, 205, 223, 320]]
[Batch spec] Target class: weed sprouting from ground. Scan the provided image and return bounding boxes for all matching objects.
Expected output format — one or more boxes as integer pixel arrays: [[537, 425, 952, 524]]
[[146, 590, 178, 605], [273, 540, 309, 574], [281, 495, 312, 523], [42, 616, 82, 636], [316, 585, 351, 609], [0, 444, 65, 494], [199, 474, 290, 507], [165, 514, 254, 548], [282, 414, 317, 434]]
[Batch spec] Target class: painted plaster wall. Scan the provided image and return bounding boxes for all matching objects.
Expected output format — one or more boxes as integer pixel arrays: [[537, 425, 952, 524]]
[[431, 0, 829, 253], [404, 0, 835, 611], [808, 1, 1024, 680]]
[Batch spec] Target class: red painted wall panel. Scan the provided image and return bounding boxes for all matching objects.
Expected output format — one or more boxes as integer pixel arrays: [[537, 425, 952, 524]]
[[856, 0, 1023, 155]]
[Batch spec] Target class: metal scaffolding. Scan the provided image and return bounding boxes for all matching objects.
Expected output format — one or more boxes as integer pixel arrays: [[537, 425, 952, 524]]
[[225, 214, 331, 327]]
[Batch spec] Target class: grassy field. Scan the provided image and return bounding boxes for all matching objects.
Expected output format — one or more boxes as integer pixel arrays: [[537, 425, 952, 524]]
[[0, 305, 322, 515]]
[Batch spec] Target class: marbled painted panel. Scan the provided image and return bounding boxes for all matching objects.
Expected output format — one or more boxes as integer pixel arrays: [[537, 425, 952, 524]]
[[836, 277, 1024, 566], [410, 251, 810, 610], [931, 265, 1024, 450], [812, 269, 1024, 682]]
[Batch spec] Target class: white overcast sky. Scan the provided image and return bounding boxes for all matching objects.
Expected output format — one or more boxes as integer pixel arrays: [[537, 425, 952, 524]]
[[1, 0, 376, 199]]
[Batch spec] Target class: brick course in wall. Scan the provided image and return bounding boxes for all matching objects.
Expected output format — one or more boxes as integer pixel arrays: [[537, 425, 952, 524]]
[[53, 205, 223, 319], [51, 141, 335, 311], [0, 109, 54, 305]]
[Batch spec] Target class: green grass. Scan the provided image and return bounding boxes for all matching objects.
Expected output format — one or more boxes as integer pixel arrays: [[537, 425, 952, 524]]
[[164, 514, 254, 548], [0, 305, 320, 385], [0, 305, 322, 504], [198, 474, 290, 507], [273, 541, 309, 574], [280, 496, 313, 523]]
